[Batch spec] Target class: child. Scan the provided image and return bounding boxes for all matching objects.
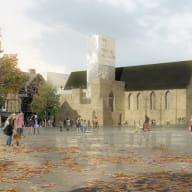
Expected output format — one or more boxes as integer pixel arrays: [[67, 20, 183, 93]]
[[135, 123, 140, 132]]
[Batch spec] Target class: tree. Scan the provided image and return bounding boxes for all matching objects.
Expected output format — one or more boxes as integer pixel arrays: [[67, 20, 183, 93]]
[[31, 82, 60, 122], [0, 54, 27, 96], [0, 88, 4, 108]]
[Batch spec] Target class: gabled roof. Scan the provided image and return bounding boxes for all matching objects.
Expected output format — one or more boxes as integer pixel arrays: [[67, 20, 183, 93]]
[[64, 60, 192, 91], [116, 60, 192, 91], [64, 71, 87, 90]]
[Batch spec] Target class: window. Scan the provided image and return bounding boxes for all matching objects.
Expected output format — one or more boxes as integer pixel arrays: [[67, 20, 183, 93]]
[[150, 92, 156, 110], [165, 91, 171, 110], [128, 93, 132, 110], [137, 93, 142, 110], [108, 92, 114, 112], [101, 38, 107, 48]]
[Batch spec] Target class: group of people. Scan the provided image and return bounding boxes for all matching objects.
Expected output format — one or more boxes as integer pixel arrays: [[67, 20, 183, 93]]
[[2, 112, 25, 146], [25, 114, 40, 135], [1, 112, 40, 146], [58, 117, 99, 134]]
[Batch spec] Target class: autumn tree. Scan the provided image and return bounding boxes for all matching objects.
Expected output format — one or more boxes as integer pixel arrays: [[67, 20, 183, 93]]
[[0, 87, 4, 107], [31, 82, 60, 122], [0, 54, 27, 96]]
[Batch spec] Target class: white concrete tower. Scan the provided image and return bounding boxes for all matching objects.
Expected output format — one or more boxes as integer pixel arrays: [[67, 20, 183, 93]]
[[86, 34, 116, 97]]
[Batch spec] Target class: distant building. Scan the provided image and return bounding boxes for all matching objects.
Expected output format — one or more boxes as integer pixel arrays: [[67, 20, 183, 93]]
[[2, 69, 44, 114], [45, 72, 68, 91], [59, 34, 192, 126]]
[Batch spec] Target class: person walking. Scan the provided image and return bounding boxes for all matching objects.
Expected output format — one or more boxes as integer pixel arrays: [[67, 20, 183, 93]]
[[28, 114, 35, 134], [135, 123, 140, 133], [82, 120, 87, 135], [15, 112, 24, 135], [63, 119, 66, 129], [66, 118, 70, 131], [143, 115, 150, 131], [3, 113, 16, 146], [59, 120, 63, 132], [88, 120, 91, 131], [34, 114, 39, 135], [92, 119, 95, 129], [76, 118, 81, 134], [95, 117, 99, 128], [189, 117, 192, 135]]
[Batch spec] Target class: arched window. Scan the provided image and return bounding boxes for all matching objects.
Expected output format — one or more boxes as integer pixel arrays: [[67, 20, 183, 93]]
[[137, 93, 142, 110], [165, 91, 171, 110], [128, 93, 132, 110], [150, 92, 156, 110], [108, 92, 114, 112]]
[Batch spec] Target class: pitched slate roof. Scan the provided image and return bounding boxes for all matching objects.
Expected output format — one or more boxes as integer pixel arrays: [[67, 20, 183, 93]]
[[64, 60, 192, 91], [64, 71, 87, 90], [116, 60, 192, 91]]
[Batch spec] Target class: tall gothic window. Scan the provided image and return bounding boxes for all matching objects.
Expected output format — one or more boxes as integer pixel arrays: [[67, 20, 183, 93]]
[[128, 93, 132, 110], [150, 92, 156, 110], [165, 91, 171, 110], [108, 92, 114, 112], [137, 93, 142, 110]]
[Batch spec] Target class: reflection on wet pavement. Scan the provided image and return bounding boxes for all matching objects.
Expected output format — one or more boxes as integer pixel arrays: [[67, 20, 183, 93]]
[[0, 126, 192, 191]]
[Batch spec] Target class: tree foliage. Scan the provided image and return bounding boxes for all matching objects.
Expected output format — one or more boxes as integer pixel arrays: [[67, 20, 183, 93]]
[[0, 88, 4, 107], [31, 82, 60, 120], [0, 54, 27, 96]]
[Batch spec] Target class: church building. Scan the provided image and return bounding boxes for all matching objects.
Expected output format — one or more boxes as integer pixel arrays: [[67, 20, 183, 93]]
[[59, 34, 192, 126]]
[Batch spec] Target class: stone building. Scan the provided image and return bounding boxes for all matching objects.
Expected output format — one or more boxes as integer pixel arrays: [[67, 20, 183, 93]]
[[59, 34, 192, 126], [2, 69, 44, 114]]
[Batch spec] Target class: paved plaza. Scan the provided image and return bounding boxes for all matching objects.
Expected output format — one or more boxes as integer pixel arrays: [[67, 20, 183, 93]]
[[0, 126, 192, 192]]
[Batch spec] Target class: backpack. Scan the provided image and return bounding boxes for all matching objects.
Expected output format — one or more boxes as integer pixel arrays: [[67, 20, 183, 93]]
[[3, 124, 13, 136]]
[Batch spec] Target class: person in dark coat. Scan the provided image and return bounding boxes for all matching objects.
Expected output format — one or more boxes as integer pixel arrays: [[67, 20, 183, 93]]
[[143, 115, 150, 131], [27, 114, 35, 134]]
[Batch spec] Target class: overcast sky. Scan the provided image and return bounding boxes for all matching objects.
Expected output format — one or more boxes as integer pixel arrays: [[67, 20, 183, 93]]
[[0, 0, 192, 74]]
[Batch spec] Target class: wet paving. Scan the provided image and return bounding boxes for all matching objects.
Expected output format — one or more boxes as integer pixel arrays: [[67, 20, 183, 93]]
[[0, 126, 192, 192]]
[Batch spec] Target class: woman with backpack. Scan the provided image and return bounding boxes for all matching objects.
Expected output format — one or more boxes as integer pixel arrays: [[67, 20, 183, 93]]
[[3, 113, 16, 146]]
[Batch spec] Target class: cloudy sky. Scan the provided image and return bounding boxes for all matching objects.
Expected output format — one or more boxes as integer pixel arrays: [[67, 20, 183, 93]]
[[0, 0, 192, 74]]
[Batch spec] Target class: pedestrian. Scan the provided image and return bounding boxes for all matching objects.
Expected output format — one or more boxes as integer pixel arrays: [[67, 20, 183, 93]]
[[143, 115, 150, 131], [82, 120, 87, 135], [76, 118, 80, 133], [34, 114, 39, 135], [189, 117, 192, 135], [70, 119, 74, 128], [2, 113, 16, 146], [80, 119, 84, 133], [63, 119, 66, 129], [15, 112, 24, 135], [28, 114, 34, 134], [59, 120, 63, 132], [95, 117, 99, 128], [66, 118, 70, 131], [135, 123, 140, 133], [92, 119, 95, 128]]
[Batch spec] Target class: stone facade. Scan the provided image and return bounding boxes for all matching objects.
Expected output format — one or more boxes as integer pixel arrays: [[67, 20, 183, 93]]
[[124, 89, 186, 126], [60, 79, 124, 126], [59, 34, 192, 126], [60, 86, 188, 126]]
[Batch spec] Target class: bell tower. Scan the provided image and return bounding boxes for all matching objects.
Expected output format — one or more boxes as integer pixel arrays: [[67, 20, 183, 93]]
[[86, 34, 116, 97]]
